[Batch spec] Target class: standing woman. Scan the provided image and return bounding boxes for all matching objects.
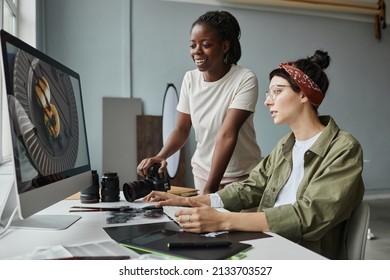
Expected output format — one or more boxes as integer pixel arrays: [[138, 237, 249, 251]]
[[137, 11, 261, 194], [144, 50, 365, 259]]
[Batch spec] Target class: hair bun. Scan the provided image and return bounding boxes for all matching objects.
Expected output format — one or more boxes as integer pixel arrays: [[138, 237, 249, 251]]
[[310, 50, 330, 70]]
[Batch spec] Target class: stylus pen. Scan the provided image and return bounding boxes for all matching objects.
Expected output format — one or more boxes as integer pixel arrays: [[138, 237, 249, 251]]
[[69, 206, 135, 212], [167, 240, 232, 249], [55, 256, 131, 260]]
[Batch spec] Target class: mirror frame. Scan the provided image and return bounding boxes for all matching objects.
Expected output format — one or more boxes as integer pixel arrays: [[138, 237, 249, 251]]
[[162, 83, 180, 179]]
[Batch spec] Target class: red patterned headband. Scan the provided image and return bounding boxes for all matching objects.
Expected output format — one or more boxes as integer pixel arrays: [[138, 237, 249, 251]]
[[280, 63, 324, 108]]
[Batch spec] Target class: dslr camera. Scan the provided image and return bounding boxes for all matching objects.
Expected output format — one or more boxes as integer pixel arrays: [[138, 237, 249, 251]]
[[123, 163, 170, 202]]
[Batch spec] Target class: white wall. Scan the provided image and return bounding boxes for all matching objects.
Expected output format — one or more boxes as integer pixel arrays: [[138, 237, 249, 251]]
[[41, 0, 131, 175], [41, 0, 390, 195], [18, 0, 36, 46]]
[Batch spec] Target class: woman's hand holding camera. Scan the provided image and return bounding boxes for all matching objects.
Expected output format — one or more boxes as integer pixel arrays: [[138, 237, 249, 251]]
[[137, 156, 167, 177]]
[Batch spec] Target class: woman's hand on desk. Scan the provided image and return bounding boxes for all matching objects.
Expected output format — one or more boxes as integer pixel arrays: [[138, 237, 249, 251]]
[[143, 191, 232, 233], [175, 199, 229, 233], [143, 191, 189, 207]]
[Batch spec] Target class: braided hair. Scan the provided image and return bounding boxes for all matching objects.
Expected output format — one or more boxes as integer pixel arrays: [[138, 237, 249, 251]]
[[192, 11, 241, 65]]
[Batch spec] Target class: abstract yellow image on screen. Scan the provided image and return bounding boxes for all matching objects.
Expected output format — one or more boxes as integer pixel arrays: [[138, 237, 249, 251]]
[[12, 49, 79, 176], [35, 76, 61, 142]]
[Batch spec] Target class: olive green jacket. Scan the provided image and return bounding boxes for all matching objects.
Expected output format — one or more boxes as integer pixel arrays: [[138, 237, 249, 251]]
[[218, 116, 365, 259]]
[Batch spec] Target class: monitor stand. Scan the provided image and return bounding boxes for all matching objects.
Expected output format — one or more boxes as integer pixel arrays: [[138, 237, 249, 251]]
[[0, 173, 81, 231], [11, 214, 81, 230]]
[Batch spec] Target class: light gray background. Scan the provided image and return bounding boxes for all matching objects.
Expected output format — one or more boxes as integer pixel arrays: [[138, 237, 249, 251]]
[[37, 0, 390, 196]]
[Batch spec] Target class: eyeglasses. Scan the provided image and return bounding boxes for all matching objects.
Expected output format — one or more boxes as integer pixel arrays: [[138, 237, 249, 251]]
[[265, 85, 291, 101]]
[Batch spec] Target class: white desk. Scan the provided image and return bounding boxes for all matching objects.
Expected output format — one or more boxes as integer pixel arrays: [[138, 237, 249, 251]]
[[0, 196, 326, 260]]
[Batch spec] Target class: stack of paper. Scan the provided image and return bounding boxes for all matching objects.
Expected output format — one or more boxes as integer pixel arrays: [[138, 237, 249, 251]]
[[168, 186, 198, 197], [9, 240, 139, 260]]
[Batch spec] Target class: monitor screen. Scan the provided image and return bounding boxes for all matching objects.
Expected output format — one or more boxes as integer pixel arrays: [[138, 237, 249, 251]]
[[0, 29, 92, 230]]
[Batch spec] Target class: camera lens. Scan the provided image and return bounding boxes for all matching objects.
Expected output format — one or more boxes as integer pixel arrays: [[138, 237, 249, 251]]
[[80, 170, 100, 203], [123, 179, 153, 202], [101, 172, 120, 202], [122, 164, 170, 202]]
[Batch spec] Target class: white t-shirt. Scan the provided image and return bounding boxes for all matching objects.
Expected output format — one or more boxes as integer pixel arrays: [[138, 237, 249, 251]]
[[177, 65, 261, 178], [274, 132, 322, 207], [211, 132, 323, 208]]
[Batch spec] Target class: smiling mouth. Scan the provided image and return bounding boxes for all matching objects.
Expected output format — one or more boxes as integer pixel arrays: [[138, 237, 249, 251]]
[[195, 59, 205, 65]]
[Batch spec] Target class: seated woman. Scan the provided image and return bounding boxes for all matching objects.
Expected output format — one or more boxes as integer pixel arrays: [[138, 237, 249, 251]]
[[144, 50, 365, 260]]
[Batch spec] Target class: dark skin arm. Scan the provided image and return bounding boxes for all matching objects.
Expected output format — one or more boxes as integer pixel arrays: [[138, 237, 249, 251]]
[[203, 108, 253, 194], [137, 112, 191, 176]]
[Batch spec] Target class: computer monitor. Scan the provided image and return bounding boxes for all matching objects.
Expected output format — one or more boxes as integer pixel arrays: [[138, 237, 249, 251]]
[[0, 29, 92, 230]]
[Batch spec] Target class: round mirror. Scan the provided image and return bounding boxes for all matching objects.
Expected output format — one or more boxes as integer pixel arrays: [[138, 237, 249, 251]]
[[162, 84, 180, 179]]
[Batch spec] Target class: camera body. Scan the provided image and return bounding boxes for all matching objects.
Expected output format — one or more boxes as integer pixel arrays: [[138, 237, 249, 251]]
[[123, 164, 170, 202]]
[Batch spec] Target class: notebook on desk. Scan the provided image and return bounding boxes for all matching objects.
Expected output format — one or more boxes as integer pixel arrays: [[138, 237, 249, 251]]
[[103, 221, 262, 260]]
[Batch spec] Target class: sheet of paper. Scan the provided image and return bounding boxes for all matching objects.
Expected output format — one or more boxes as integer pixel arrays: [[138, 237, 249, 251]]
[[9, 240, 140, 260]]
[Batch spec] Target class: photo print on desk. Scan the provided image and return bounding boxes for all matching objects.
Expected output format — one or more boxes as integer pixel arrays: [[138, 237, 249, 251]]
[[69, 205, 168, 225], [105, 207, 166, 224]]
